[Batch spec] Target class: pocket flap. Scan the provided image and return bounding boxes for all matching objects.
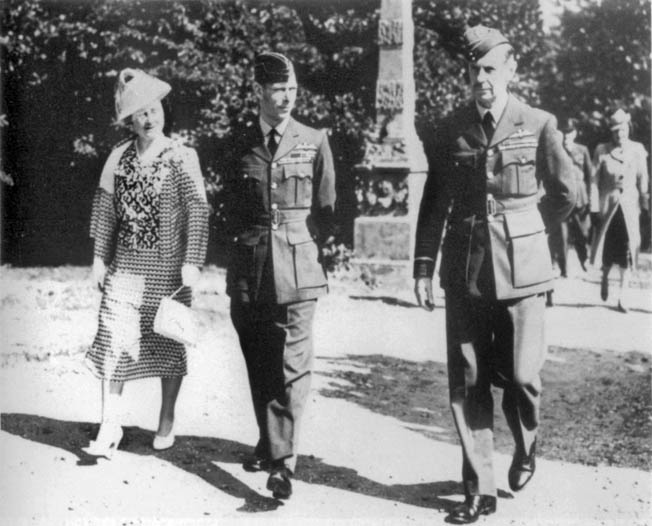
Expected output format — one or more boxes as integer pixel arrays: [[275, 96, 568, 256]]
[[235, 228, 265, 246], [241, 167, 265, 181], [452, 152, 478, 168], [286, 222, 314, 245], [504, 209, 545, 238], [501, 148, 536, 167], [283, 163, 313, 179]]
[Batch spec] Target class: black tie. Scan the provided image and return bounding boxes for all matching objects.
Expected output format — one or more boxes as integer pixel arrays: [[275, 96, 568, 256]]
[[482, 112, 495, 142], [267, 129, 278, 156]]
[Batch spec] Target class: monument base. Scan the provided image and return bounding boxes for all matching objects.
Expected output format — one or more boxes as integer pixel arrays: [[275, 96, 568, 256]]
[[352, 215, 414, 288], [350, 257, 412, 289]]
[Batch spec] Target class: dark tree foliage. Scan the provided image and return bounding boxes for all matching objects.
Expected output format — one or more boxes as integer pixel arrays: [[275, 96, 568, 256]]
[[1, 0, 647, 265], [540, 0, 651, 151]]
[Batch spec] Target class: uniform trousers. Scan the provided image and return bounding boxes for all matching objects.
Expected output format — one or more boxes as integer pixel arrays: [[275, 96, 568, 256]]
[[230, 296, 316, 473], [445, 289, 546, 497], [548, 210, 591, 275]]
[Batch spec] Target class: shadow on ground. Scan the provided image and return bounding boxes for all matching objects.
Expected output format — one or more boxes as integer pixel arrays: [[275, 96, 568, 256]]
[[1, 413, 480, 514], [347, 295, 425, 309], [316, 347, 652, 470]]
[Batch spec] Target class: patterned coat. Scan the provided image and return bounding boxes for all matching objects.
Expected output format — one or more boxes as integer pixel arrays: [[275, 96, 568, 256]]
[[87, 136, 209, 381], [224, 117, 336, 305], [414, 95, 576, 300], [91, 137, 208, 267], [590, 139, 650, 267]]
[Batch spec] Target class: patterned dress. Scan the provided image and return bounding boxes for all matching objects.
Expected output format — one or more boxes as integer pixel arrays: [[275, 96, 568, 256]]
[[86, 136, 209, 381]]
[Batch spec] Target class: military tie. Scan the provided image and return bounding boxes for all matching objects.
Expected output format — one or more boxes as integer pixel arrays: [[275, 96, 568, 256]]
[[267, 128, 279, 156], [482, 111, 495, 142]]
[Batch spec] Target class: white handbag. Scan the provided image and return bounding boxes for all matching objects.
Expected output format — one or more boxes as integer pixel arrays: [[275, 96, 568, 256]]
[[153, 287, 198, 347]]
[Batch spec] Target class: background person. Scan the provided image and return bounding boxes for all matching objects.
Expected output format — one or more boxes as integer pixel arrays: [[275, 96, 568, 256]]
[[223, 52, 336, 500], [414, 25, 575, 523], [548, 117, 593, 276], [84, 68, 209, 457], [591, 108, 649, 313]]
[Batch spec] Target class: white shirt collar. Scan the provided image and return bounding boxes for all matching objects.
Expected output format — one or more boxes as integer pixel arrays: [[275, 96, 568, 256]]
[[259, 115, 290, 138], [476, 90, 509, 123]]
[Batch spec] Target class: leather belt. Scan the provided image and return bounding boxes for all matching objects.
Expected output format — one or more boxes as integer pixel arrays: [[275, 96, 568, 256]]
[[256, 208, 310, 230], [472, 193, 540, 223]]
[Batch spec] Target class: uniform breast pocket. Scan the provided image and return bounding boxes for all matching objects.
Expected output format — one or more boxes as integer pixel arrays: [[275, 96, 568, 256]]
[[283, 163, 313, 206], [240, 167, 266, 199], [499, 149, 538, 196]]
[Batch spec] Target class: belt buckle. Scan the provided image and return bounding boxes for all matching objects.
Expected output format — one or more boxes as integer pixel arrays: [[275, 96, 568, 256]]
[[486, 194, 496, 218], [271, 208, 280, 230]]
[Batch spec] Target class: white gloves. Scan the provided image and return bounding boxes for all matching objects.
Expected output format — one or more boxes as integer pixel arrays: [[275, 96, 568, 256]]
[[181, 264, 201, 288], [92, 257, 107, 291], [414, 277, 435, 311]]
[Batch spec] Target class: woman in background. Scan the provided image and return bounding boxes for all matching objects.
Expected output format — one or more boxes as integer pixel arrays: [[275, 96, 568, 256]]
[[84, 68, 209, 457], [591, 108, 649, 312]]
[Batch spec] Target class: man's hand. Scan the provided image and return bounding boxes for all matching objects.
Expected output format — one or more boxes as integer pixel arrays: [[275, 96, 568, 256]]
[[92, 257, 106, 292], [181, 264, 201, 288], [414, 277, 435, 311]]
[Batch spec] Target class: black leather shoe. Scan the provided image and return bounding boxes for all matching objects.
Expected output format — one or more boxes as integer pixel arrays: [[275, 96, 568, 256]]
[[267, 462, 293, 499], [508, 440, 536, 492], [601, 274, 609, 301], [447, 495, 497, 524], [545, 291, 554, 308], [242, 455, 271, 472]]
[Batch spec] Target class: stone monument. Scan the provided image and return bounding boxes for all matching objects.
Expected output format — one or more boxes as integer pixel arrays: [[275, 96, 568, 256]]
[[353, 0, 428, 283]]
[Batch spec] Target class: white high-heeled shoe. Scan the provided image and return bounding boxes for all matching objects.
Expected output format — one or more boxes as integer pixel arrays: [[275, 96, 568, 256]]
[[83, 423, 123, 459], [153, 430, 175, 450]]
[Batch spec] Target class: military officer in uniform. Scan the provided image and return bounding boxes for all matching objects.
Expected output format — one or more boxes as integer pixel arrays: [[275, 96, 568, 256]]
[[413, 26, 576, 523], [224, 52, 336, 500], [548, 118, 594, 277]]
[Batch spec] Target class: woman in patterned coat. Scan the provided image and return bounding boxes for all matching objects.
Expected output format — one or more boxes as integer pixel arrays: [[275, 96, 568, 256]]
[[83, 69, 209, 457], [591, 109, 649, 312]]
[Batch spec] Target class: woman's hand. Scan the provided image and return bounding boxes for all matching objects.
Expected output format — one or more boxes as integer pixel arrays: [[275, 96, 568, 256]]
[[92, 257, 107, 292], [181, 264, 201, 288]]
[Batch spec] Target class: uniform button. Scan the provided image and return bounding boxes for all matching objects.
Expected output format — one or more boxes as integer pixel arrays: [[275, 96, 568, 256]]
[[271, 203, 278, 210], [233, 236, 238, 242], [243, 173, 248, 179], [271, 182, 278, 189], [486, 171, 494, 179], [271, 162, 278, 168], [487, 149, 494, 157]]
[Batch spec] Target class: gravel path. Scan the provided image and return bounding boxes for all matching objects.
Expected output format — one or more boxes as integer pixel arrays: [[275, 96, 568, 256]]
[[0, 261, 650, 526]]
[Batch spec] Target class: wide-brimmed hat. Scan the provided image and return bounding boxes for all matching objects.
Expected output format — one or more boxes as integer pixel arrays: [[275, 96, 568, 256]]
[[608, 108, 631, 130], [115, 68, 171, 122]]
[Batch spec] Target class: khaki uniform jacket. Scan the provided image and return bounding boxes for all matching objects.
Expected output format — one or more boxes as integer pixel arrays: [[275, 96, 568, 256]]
[[565, 142, 593, 211], [225, 117, 336, 305], [414, 95, 576, 300]]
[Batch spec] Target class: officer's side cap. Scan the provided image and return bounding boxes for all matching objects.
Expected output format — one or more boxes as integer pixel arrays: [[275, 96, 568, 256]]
[[254, 52, 295, 84], [463, 25, 511, 61], [559, 117, 578, 133]]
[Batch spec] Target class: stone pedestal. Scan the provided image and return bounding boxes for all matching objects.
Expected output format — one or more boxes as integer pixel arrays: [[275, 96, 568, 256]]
[[352, 0, 427, 286]]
